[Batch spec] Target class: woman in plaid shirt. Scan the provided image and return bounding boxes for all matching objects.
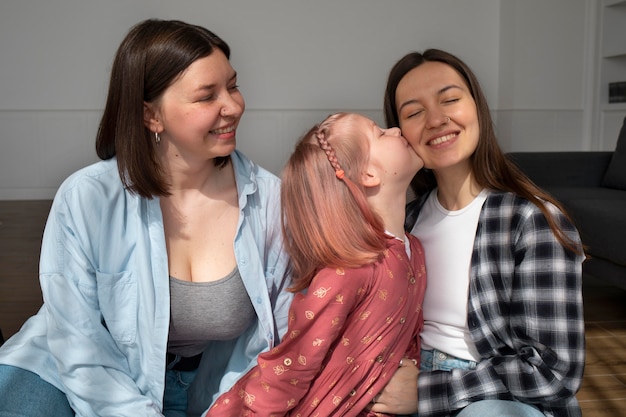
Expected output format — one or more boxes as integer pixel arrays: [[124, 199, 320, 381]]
[[369, 49, 585, 417]]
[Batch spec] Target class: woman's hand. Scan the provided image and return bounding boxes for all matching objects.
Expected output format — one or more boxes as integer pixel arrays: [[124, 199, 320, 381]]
[[369, 359, 419, 415]]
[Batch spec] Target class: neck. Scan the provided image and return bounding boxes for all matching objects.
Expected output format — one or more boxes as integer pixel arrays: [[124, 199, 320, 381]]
[[433, 164, 482, 210], [367, 184, 408, 241], [162, 156, 231, 195]]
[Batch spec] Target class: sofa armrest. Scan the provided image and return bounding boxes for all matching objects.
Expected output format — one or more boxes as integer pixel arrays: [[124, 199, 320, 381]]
[[507, 152, 613, 188]]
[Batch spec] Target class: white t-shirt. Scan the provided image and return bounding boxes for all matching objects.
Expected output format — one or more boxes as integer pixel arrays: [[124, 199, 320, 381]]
[[411, 188, 489, 361]]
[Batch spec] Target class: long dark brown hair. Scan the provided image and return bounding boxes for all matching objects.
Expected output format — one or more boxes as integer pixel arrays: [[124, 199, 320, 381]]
[[95, 19, 231, 198], [384, 49, 582, 255]]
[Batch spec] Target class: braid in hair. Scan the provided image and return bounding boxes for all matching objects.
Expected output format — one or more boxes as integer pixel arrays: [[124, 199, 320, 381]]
[[315, 129, 345, 180], [312, 117, 385, 241]]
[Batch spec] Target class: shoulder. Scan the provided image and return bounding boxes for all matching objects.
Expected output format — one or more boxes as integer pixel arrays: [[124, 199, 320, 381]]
[[313, 264, 374, 287], [320, 263, 373, 278], [480, 191, 578, 244], [482, 190, 565, 223], [481, 191, 533, 227], [54, 159, 128, 207], [482, 190, 544, 220], [43, 160, 143, 260], [305, 265, 374, 306], [58, 159, 119, 188]]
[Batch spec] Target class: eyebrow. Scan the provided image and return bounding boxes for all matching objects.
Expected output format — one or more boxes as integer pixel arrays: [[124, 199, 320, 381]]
[[398, 84, 463, 112]]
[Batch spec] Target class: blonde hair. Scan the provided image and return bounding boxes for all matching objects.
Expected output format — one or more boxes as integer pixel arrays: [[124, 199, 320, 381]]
[[281, 113, 388, 292]]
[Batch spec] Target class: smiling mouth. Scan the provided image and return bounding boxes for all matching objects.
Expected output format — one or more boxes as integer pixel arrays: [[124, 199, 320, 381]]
[[428, 132, 456, 146], [210, 125, 236, 135]]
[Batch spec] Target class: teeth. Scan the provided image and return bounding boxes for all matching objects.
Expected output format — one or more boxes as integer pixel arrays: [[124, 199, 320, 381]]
[[211, 126, 235, 135], [429, 133, 456, 145]]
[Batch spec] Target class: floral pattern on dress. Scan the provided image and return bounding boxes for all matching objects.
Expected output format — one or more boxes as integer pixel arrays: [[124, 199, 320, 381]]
[[204, 235, 426, 417]]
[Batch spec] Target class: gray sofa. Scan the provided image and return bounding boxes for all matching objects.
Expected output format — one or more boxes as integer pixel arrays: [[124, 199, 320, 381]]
[[508, 116, 626, 290]]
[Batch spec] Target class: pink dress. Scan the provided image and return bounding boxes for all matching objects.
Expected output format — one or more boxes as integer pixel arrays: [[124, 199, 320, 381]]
[[204, 235, 426, 417]]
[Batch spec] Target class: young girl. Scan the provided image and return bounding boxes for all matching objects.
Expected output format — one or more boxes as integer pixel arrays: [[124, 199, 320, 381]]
[[203, 112, 426, 417]]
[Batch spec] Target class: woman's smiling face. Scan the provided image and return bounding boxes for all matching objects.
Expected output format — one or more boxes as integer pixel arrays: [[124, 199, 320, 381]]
[[395, 61, 479, 174], [153, 49, 245, 164]]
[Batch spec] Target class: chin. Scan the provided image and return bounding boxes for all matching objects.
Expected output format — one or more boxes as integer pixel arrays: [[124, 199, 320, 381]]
[[217, 141, 237, 152]]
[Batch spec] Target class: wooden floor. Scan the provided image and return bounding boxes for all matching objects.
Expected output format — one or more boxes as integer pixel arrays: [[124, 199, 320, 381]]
[[1, 200, 625, 416]]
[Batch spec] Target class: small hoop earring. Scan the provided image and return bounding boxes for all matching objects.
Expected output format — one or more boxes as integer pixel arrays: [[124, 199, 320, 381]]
[[155, 131, 161, 145]]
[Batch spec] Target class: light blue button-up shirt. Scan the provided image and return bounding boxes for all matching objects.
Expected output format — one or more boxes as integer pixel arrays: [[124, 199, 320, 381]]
[[0, 150, 293, 417]]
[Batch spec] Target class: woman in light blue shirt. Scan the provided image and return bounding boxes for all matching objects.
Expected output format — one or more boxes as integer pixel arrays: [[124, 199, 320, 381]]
[[0, 19, 293, 417]]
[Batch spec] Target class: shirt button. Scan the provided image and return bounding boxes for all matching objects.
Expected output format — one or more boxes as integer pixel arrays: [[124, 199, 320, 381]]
[[284, 358, 292, 366], [375, 355, 384, 363], [399, 317, 406, 324], [349, 389, 357, 396], [409, 277, 416, 284]]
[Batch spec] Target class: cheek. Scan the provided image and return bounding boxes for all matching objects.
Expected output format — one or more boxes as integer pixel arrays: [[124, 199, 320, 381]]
[[163, 106, 193, 123], [462, 102, 480, 135], [400, 122, 421, 149], [467, 119, 481, 149], [190, 107, 220, 126], [407, 139, 421, 155]]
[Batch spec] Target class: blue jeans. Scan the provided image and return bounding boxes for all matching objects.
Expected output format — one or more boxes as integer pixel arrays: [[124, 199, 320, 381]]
[[0, 363, 198, 417], [0, 365, 75, 417], [418, 349, 545, 417], [163, 356, 199, 417], [420, 348, 478, 372], [456, 400, 545, 417]]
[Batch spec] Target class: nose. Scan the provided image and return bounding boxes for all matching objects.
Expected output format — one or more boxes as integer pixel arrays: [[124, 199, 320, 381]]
[[386, 126, 402, 136], [220, 92, 244, 118], [426, 110, 448, 128]]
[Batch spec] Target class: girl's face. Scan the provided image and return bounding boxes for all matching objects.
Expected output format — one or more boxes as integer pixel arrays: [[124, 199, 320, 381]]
[[395, 61, 479, 174], [151, 50, 245, 165], [348, 114, 423, 186]]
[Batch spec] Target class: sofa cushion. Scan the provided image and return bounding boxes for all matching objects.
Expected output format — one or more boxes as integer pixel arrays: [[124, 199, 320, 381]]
[[545, 186, 623, 201], [602, 116, 626, 190], [567, 198, 626, 267], [547, 186, 626, 267]]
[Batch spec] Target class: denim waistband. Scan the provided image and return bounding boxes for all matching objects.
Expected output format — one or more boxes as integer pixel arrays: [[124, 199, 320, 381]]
[[420, 348, 478, 372], [166, 352, 203, 372]]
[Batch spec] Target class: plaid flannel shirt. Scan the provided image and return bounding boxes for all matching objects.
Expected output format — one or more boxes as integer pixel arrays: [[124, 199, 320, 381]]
[[406, 190, 585, 417]]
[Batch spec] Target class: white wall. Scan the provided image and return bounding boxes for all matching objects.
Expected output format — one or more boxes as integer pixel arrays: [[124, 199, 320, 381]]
[[496, 0, 592, 151], [0, 0, 599, 199]]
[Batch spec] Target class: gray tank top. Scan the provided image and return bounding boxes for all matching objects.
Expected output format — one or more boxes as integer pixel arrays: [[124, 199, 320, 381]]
[[167, 267, 256, 357]]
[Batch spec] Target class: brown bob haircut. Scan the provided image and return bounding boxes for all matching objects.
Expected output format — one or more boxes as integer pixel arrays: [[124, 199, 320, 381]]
[[383, 49, 581, 254], [95, 19, 231, 198]]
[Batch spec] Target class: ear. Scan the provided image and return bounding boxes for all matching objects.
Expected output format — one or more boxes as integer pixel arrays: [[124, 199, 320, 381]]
[[143, 102, 162, 132], [361, 170, 381, 188]]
